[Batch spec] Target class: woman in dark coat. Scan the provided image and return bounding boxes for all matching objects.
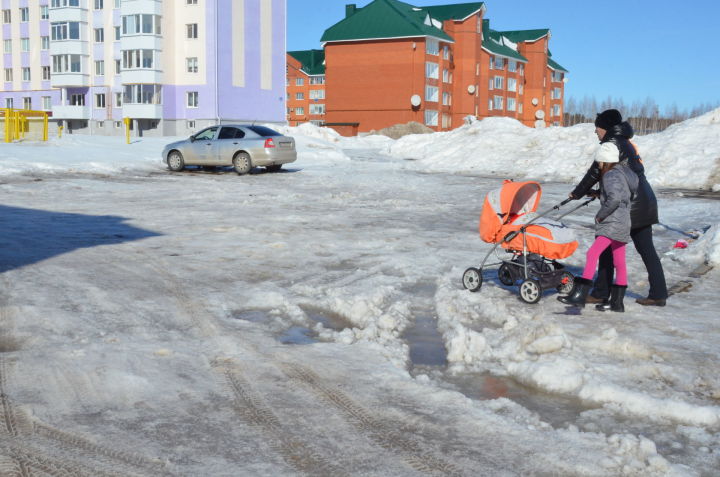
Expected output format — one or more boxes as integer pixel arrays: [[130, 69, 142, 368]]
[[569, 109, 668, 306]]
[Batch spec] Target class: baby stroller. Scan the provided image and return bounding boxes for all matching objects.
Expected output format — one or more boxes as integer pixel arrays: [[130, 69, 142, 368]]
[[462, 180, 594, 303]]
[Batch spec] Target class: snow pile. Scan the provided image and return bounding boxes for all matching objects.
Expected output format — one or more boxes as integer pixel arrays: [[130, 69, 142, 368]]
[[383, 107, 720, 190]]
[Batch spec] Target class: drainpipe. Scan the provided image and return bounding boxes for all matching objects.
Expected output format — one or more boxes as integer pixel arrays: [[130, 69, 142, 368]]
[[215, 0, 220, 124]]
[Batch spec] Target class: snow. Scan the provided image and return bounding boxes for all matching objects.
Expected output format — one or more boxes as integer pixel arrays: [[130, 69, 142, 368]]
[[1, 110, 719, 475]]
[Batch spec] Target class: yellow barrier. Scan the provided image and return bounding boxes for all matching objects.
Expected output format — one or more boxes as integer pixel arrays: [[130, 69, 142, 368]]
[[1, 108, 49, 142]]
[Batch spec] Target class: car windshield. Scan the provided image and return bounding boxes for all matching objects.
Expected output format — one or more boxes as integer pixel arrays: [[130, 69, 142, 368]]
[[246, 125, 281, 137]]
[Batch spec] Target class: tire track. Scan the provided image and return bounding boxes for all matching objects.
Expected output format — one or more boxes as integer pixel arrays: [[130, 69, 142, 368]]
[[281, 363, 465, 477], [214, 360, 348, 477]]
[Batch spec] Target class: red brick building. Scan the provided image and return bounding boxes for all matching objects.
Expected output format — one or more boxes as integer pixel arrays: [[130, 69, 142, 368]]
[[289, 1, 567, 135], [286, 50, 327, 126]]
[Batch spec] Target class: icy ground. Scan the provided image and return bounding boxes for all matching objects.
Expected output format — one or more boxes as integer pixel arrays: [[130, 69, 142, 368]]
[[1, 115, 720, 476]]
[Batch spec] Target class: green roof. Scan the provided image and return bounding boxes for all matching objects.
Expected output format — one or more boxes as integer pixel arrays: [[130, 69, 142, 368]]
[[547, 57, 568, 73], [288, 49, 326, 75], [321, 0, 454, 43], [420, 2, 484, 21], [481, 19, 527, 62], [500, 29, 550, 43]]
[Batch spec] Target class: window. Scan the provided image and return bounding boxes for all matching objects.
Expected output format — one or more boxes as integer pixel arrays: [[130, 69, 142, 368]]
[[41, 6, 49, 19], [20, 7, 29, 22], [42, 66, 51, 80], [309, 103, 325, 115], [21, 38, 30, 52], [95, 60, 104, 75], [23, 97, 32, 109], [3, 40, 11, 53], [115, 26, 121, 40], [507, 78, 517, 92], [489, 56, 494, 70], [519, 103, 523, 114], [493, 95, 504, 110], [114, 121, 122, 128], [442, 45, 449, 60], [294, 107, 304, 115], [309, 89, 324, 100], [96, 120, 104, 128], [51, 0, 81, 7], [186, 23, 198, 39], [51, 22, 81, 40], [553, 104, 561, 117], [4, 68, 12, 82], [494, 56, 504, 69], [115, 92, 122, 107], [122, 14, 162, 35], [186, 57, 198, 73], [424, 109, 438, 126], [442, 92, 451, 106], [21, 67, 30, 81], [519, 83, 524, 95], [70, 94, 85, 105], [94, 0, 104, 9], [425, 85, 438, 103], [122, 49, 156, 69], [295, 77, 304, 86], [442, 113, 451, 129], [52, 54, 83, 73], [94, 28, 104, 43], [552, 87, 562, 100], [552, 71, 564, 82], [187, 91, 198, 107], [193, 127, 217, 140], [507, 97, 516, 111], [95, 93, 106, 108], [5, 98, 13, 108], [309, 75, 325, 85], [124, 84, 162, 104], [494, 76, 504, 90], [187, 0, 198, 3], [426, 38, 439, 55], [425, 61, 438, 79], [218, 127, 245, 139], [42, 96, 51, 110], [442, 69, 451, 83], [186, 120, 195, 129], [115, 59, 121, 74], [114, 0, 120, 8], [295, 92, 304, 100], [488, 79, 493, 91], [2, 10, 10, 23], [508, 60, 517, 73], [42, 36, 50, 50]]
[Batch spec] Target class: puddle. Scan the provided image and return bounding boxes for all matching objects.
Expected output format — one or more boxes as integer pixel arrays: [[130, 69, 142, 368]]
[[279, 326, 315, 345], [403, 313, 447, 367]]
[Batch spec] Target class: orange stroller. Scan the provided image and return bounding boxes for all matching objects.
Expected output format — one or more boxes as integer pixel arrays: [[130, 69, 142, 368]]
[[462, 180, 595, 303]]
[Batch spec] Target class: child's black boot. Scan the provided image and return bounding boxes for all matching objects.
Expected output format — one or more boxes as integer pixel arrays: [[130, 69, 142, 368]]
[[596, 284, 627, 312], [557, 277, 592, 308]]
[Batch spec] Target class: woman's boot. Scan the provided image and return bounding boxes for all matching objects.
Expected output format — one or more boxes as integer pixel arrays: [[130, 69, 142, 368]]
[[557, 277, 592, 308], [596, 284, 627, 312]]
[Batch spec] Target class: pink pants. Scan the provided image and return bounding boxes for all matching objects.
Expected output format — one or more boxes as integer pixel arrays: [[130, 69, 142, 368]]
[[582, 236, 627, 286]]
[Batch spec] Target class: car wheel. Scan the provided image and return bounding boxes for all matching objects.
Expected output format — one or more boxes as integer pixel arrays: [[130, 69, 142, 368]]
[[233, 152, 252, 175], [266, 164, 282, 172], [167, 151, 185, 172]]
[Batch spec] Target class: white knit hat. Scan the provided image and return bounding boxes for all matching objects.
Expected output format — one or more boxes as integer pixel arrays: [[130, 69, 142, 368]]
[[594, 142, 620, 163]]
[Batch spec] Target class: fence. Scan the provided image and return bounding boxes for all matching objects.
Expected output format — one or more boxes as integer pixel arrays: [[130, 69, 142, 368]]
[[0, 108, 49, 142]]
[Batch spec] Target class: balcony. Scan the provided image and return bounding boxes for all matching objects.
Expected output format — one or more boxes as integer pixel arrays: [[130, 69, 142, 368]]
[[50, 40, 89, 56], [52, 104, 90, 119], [121, 69, 163, 85], [122, 104, 162, 119], [49, 7, 88, 23], [121, 35, 162, 51], [121, 0, 163, 16], [51, 72, 90, 87]]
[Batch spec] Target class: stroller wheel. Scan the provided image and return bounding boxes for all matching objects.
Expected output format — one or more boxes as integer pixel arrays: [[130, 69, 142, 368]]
[[556, 271, 575, 296], [498, 263, 515, 286], [519, 279, 542, 304], [462, 267, 483, 292]]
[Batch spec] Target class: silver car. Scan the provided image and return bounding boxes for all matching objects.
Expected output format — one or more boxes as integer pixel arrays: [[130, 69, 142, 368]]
[[162, 124, 297, 174]]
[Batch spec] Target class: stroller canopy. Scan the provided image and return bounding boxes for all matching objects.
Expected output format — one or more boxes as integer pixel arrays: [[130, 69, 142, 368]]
[[479, 180, 578, 260]]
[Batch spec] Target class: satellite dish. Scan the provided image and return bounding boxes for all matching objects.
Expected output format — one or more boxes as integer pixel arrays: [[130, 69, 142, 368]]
[[531, 98, 539, 106], [467, 84, 476, 94], [563, 77, 568, 83], [410, 94, 421, 107], [534, 119, 546, 128], [535, 109, 545, 120]]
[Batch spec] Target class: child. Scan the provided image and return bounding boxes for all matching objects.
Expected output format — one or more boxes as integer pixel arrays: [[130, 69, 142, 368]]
[[559, 141, 639, 312]]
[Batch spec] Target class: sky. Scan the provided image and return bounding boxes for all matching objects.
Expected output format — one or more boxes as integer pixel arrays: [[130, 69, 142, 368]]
[[287, 0, 720, 113]]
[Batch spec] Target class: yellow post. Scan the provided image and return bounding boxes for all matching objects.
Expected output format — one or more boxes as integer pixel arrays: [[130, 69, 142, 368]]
[[123, 117, 131, 144], [58, 124, 63, 138], [43, 114, 48, 141]]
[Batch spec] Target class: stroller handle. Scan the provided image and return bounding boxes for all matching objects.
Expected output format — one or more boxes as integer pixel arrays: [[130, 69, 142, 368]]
[[504, 196, 596, 242]]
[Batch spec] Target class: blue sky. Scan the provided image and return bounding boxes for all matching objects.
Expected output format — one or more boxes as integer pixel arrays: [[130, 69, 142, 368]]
[[287, 0, 720, 112]]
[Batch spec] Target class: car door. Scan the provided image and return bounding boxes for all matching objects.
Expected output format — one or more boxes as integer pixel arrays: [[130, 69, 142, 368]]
[[186, 127, 218, 164], [214, 126, 246, 164]]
